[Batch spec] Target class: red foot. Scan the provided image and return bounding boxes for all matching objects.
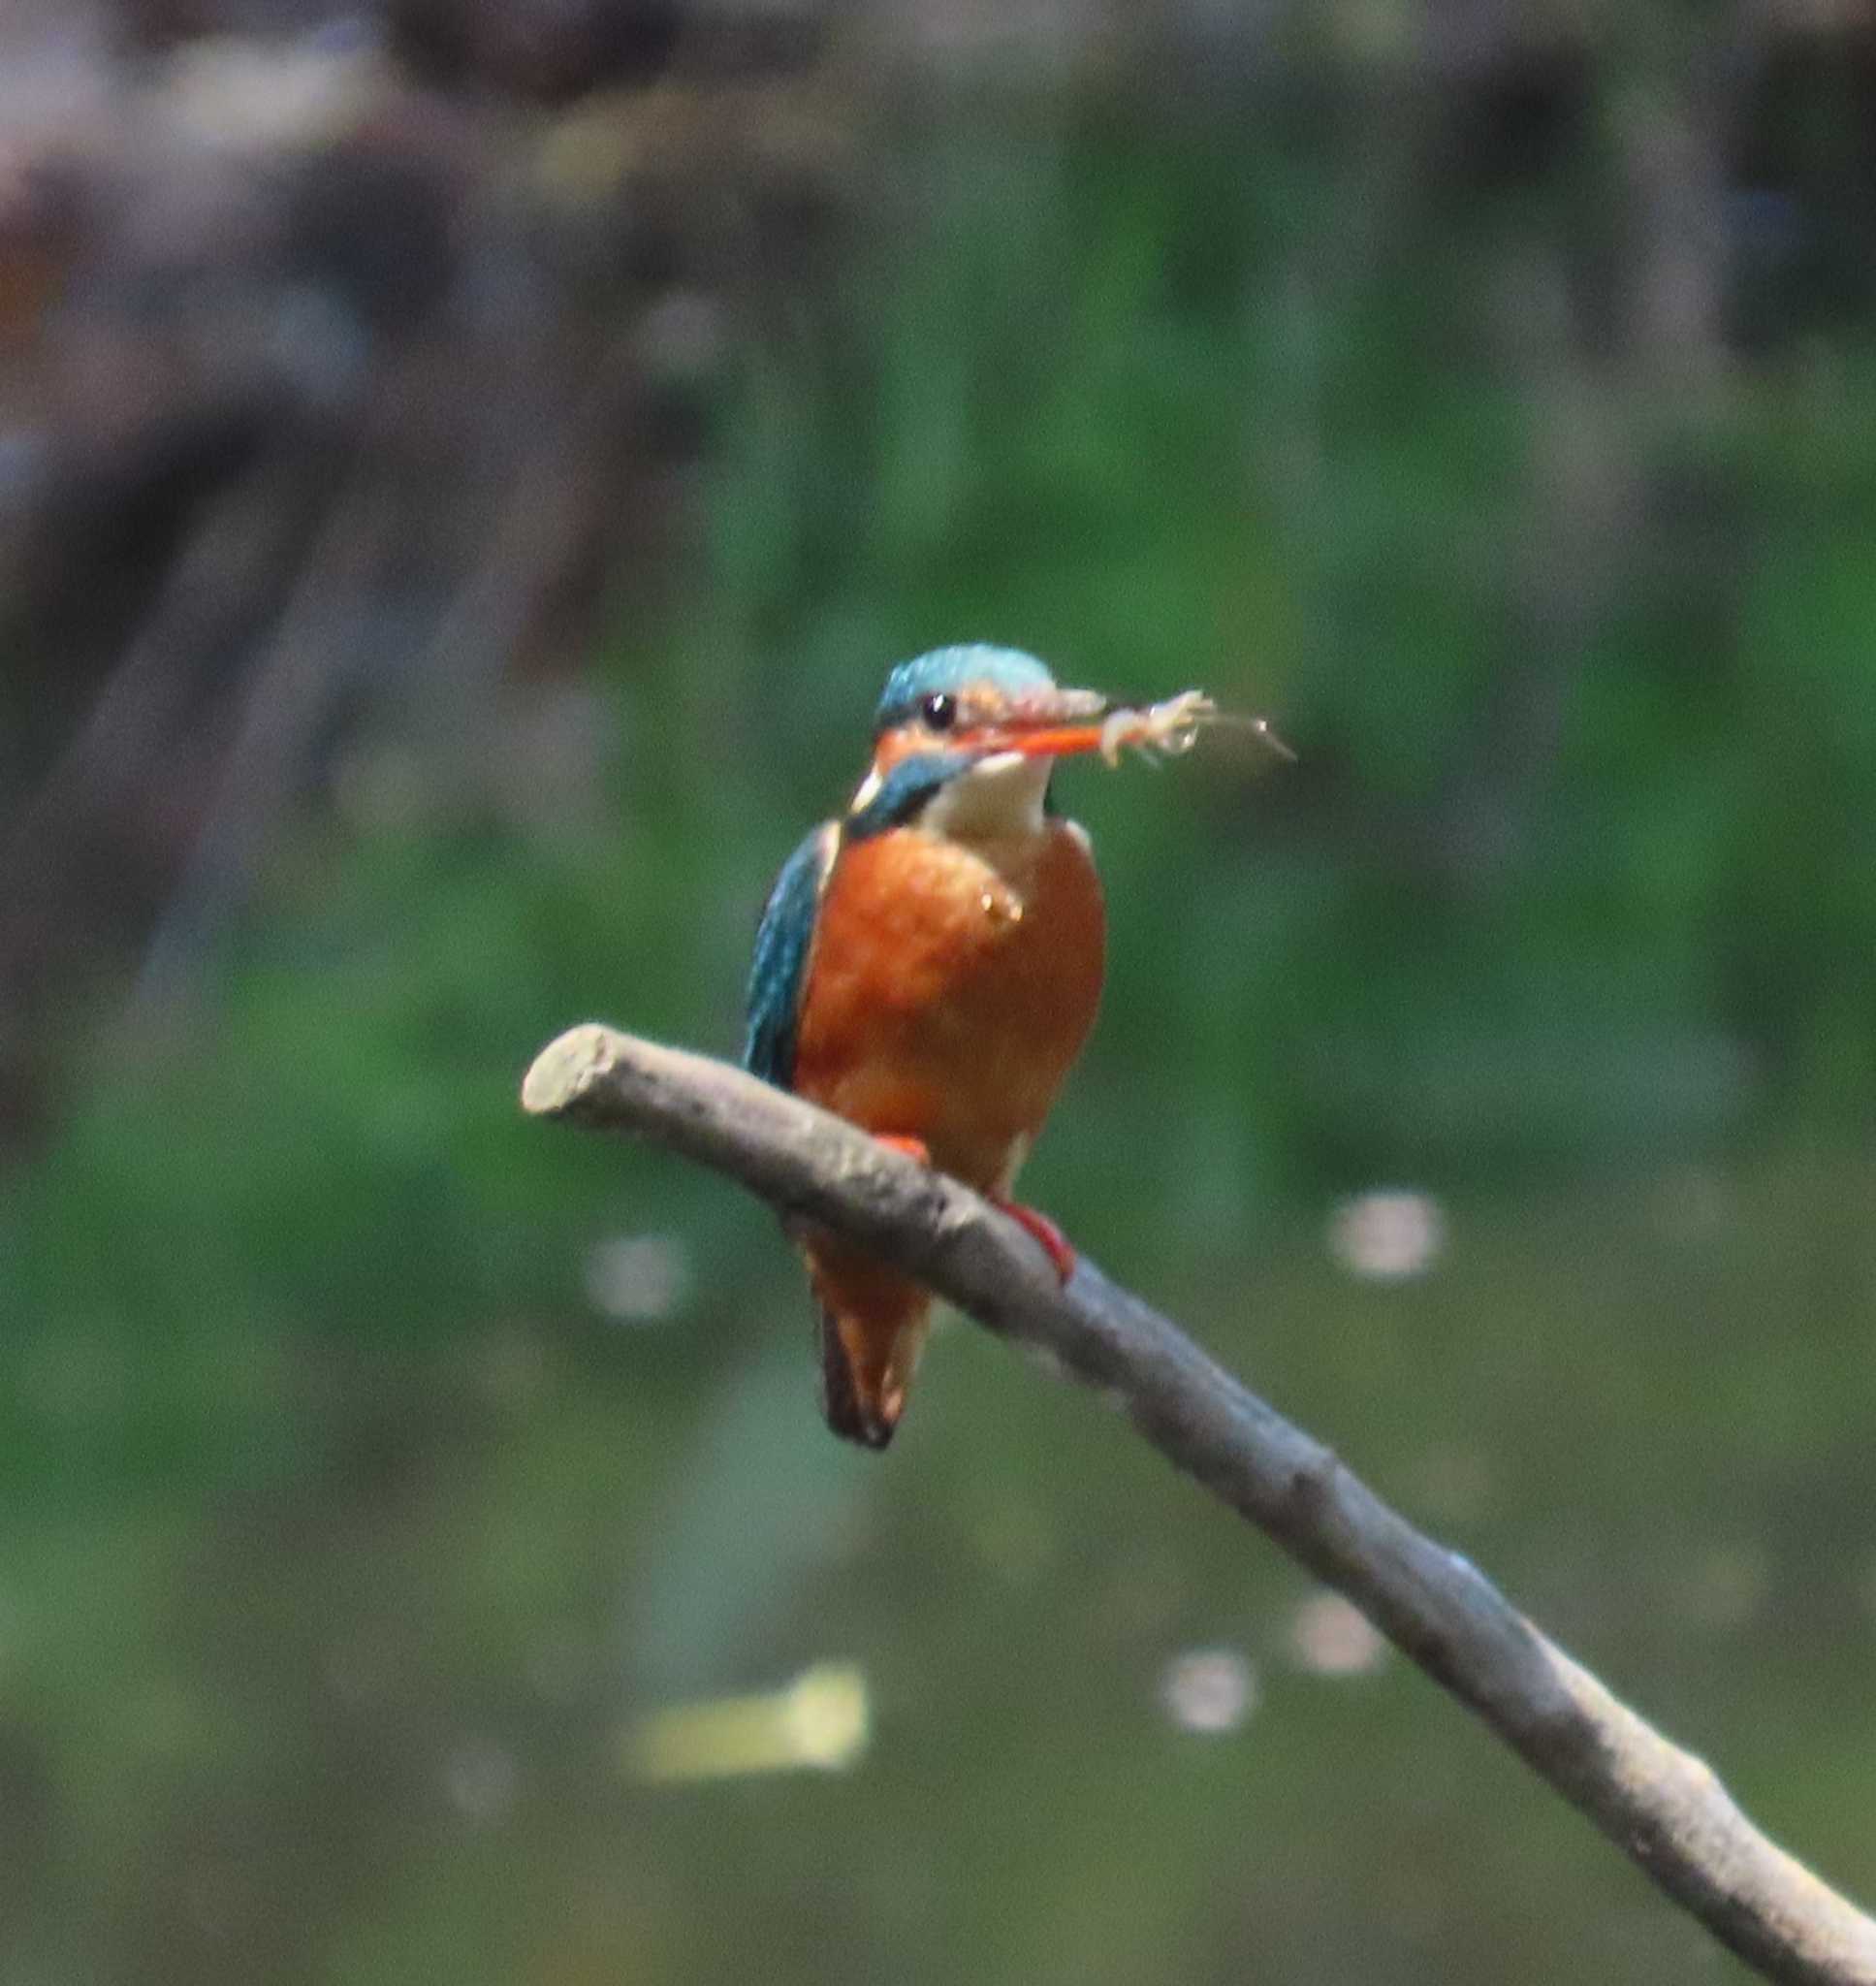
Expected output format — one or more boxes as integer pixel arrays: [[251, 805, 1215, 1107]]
[[874, 1134, 931, 1165], [991, 1196, 1077, 1284]]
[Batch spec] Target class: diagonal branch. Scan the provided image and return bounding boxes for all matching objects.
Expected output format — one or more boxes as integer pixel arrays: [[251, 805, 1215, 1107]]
[[522, 1021, 1876, 1986]]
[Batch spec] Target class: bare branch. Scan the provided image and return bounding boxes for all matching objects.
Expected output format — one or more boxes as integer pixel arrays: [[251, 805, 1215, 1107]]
[[522, 1021, 1876, 1986]]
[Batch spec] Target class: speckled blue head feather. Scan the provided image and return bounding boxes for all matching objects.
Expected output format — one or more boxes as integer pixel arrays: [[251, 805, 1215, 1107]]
[[874, 646, 1056, 733]]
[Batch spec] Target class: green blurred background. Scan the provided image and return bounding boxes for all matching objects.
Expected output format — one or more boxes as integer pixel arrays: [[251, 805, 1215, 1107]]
[[2, 4, 1875, 1980]]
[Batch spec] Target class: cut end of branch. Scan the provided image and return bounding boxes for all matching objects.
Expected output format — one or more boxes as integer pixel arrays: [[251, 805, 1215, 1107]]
[[521, 1022, 619, 1118]]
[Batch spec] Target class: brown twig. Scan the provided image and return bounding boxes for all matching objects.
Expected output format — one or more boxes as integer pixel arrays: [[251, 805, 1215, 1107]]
[[522, 1021, 1876, 1986]]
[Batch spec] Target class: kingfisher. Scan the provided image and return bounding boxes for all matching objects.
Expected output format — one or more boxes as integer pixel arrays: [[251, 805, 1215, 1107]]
[[745, 644, 1122, 1450]]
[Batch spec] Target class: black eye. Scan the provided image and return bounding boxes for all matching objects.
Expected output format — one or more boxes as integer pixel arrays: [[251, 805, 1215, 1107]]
[[920, 691, 958, 732]]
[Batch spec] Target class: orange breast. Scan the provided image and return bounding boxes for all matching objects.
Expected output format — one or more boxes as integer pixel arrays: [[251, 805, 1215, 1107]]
[[793, 820, 1104, 1192]]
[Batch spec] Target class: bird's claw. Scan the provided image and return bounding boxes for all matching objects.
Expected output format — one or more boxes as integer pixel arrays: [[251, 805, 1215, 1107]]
[[991, 1196, 1077, 1284]]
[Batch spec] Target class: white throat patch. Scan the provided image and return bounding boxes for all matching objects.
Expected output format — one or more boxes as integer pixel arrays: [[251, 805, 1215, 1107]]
[[922, 751, 1052, 842]]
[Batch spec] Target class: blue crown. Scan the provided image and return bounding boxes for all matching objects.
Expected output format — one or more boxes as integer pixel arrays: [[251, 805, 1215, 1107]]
[[874, 645, 1056, 731]]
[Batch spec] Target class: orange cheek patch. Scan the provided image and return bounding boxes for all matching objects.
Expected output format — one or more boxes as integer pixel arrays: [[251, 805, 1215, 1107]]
[[871, 726, 930, 775]]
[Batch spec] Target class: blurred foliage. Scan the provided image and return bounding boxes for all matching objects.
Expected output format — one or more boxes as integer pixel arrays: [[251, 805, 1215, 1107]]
[[6, 58, 1876, 1986]]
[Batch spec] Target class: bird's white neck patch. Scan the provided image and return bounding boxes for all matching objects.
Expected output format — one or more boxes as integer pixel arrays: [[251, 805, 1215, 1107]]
[[922, 751, 1051, 843]]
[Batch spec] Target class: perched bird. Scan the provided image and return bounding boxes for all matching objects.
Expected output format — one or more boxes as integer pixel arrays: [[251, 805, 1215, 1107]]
[[745, 644, 1120, 1450]]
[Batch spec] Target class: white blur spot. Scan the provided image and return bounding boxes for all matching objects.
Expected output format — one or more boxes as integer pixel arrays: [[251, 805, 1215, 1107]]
[[1287, 1592, 1386, 1677], [1328, 1189, 1445, 1282], [161, 34, 387, 153], [444, 1738, 518, 1825], [583, 1233, 692, 1324], [1160, 1647, 1258, 1735]]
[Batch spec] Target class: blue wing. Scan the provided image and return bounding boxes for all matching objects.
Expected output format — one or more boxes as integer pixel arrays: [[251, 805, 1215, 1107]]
[[744, 821, 838, 1090]]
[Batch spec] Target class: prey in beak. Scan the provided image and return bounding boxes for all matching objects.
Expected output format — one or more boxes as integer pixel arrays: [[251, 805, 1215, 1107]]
[[948, 686, 1293, 768], [849, 646, 1291, 848]]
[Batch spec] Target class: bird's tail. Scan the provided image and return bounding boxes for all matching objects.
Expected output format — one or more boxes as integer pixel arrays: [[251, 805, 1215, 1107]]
[[803, 1235, 932, 1450]]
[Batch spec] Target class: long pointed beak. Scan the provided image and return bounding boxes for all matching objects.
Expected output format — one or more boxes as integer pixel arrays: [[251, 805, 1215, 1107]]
[[956, 687, 1117, 760]]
